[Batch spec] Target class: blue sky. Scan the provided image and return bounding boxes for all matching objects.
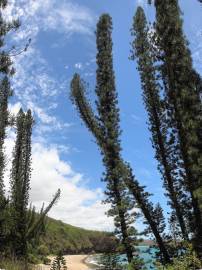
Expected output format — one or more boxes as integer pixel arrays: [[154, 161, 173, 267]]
[[4, 0, 202, 231]]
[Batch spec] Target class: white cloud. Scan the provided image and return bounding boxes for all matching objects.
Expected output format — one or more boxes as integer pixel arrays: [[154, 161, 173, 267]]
[[3, 0, 113, 232], [8, 102, 22, 115], [5, 0, 95, 134], [42, 2, 94, 35], [5, 0, 94, 42], [4, 134, 114, 231], [75, 62, 83, 69], [84, 72, 94, 77], [9, 46, 72, 133], [136, 0, 147, 6]]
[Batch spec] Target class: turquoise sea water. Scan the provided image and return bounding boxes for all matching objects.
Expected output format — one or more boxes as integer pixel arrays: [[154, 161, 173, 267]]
[[87, 246, 158, 269], [137, 245, 158, 269], [119, 246, 158, 269]]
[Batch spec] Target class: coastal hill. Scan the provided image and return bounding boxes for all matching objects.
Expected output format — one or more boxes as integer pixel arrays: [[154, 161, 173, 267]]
[[37, 217, 117, 256]]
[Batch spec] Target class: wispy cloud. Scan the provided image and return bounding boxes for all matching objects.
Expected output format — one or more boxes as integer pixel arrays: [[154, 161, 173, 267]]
[[6, 0, 95, 134], [11, 48, 70, 133], [131, 114, 142, 123], [5, 0, 95, 42], [75, 62, 83, 70]]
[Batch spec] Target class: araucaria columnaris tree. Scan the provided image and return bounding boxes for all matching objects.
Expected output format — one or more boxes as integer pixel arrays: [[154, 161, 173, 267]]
[[131, 6, 189, 241], [0, 0, 19, 252], [10, 109, 33, 258], [0, 0, 19, 188], [70, 14, 171, 264], [153, 0, 202, 258], [71, 15, 137, 264], [95, 16, 139, 263], [10, 109, 61, 260]]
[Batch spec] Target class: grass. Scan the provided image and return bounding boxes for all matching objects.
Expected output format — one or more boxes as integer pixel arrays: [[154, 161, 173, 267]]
[[0, 259, 29, 270], [0, 259, 46, 270]]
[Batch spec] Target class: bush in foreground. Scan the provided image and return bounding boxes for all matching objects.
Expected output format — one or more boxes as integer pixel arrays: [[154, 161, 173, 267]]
[[157, 245, 202, 270], [0, 259, 31, 270]]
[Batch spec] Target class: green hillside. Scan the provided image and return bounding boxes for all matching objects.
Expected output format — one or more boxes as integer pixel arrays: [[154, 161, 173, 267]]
[[37, 217, 117, 256]]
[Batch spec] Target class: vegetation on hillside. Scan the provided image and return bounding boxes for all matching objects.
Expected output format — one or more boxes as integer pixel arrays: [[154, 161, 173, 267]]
[[37, 217, 118, 256]]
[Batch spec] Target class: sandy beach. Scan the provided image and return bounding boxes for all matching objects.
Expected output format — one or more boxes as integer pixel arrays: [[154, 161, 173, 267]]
[[64, 255, 90, 270], [38, 254, 92, 270]]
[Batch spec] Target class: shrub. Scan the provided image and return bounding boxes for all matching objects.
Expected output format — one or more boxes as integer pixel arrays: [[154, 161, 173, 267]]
[[157, 244, 202, 270], [37, 244, 49, 256], [50, 251, 67, 270], [0, 259, 32, 270]]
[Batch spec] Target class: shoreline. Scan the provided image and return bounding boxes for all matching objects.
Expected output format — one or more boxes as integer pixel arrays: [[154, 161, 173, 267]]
[[38, 254, 95, 270], [84, 255, 99, 269]]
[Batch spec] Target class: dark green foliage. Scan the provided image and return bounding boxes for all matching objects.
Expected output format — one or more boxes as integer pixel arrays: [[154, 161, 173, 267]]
[[71, 14, 138, 263], [128, 258, 147, 270], [152, 204, 166, 235], [0, 0, 20, 253], [0, 78, 10, 251], [96, 253, 124, 270], [157, 243, 202, 270], [70, 14, 171, 264], [122, 164, 170, 264], [10, 109, 33, 258], [131, 6, 189, 241], [96, 253, 145, 270], [38, 217, 117, 255], [153, 0, 202, 258], [8, 109, 61, 260], [132, 0, 202, 261], [0, 77, 11, 195], [51, 251, 67, 270], [94, 14, 137, 262]]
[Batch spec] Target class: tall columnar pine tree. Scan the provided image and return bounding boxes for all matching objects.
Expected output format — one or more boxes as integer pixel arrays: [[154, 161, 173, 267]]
[[72, 15, 137, 263], [70, 14, 171, 264], [10, 109, 61, 260], [0, 0, 19, 253], [153, 0, 202, 258], [131, 7, 189, 241], [0, 0, 19, 186], [10, 109, 32, 258]]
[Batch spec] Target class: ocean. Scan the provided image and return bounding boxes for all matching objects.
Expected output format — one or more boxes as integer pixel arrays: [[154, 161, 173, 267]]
[[86, 246, 158, 269]]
